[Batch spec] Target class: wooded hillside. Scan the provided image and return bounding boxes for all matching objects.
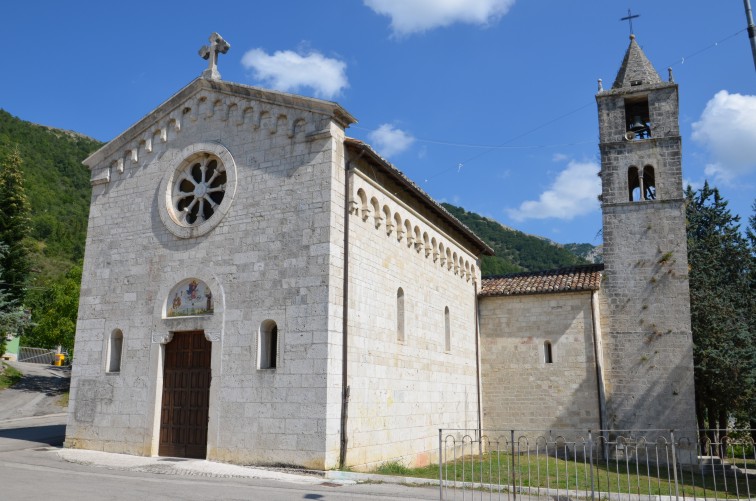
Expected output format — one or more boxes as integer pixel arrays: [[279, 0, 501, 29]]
[[0, 109, 102, 281], [442, 203, 591, 276]]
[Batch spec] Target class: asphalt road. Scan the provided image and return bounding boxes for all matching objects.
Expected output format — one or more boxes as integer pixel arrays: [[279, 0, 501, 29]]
[[0, 361, 70, 421], [0, 362, 441, 500], [0, 447, 440, 501]]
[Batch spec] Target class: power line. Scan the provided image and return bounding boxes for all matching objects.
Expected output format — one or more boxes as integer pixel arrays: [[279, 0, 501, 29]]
[[425, 102, 595, 182], [353, 27, 745, 191], [351, 125, 593, 151], [667, 28, 746, 68]]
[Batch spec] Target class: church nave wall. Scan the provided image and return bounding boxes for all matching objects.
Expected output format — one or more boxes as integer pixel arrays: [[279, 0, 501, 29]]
[[342, 171, 481, 469]]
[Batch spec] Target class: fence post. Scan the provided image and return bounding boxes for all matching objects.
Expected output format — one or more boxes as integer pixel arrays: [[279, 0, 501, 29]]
[[589, 430, 595, 501], [438, 429, 443, 501], [670, 430, 680, 501], [511, 429, 516, 501]]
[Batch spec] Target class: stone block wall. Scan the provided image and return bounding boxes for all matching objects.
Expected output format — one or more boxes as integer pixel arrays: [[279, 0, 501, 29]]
[[343, 168, 481, 469], [479, 292, 602, 433], [600, 202, 696, 431]]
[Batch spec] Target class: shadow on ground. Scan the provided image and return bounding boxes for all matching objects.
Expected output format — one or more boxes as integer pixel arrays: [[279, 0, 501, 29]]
[[0, 424, 66, 446], [11, 371, 70, 396]]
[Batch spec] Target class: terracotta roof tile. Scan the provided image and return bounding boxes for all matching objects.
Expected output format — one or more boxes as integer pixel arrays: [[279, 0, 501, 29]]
[[480, 264, 604, 297]]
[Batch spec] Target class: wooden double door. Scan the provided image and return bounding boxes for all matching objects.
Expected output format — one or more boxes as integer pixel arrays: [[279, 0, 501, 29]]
[[158, 331, 211, 459]]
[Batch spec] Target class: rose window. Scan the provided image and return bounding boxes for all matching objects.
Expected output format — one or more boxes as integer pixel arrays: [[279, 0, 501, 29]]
[[172, 154, 227, 225]]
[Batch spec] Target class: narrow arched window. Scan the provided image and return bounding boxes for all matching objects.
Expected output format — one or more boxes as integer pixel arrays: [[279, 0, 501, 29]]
[[444, 307, 451, 352], [107, 329, 123, 373], [397, 288, 405, 342], [642, 166, 656, 200], [628, 166, 641, 202], [258, 320, 278, 369], [544, 341, 553, 364]]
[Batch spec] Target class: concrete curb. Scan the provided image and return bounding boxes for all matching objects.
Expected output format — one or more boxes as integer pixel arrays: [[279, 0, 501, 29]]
[[53, 448, 449, 487], [0, 413, 68, 425], [325, 470, 440, 486], [55, 448, 357, 485]]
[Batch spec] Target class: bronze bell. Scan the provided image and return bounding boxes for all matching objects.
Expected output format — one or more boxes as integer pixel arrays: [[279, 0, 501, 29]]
[[628, 116, 647, 132]]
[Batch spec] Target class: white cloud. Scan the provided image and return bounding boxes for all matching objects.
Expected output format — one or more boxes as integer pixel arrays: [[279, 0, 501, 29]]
[[552, 153, 568, 163], [241, 48, 348, 99], [364, 0, 515, 36], [505, 160, 600, 222], [691, 90, 756, 182], [368, 124, 415, 157], [683, 177, 703, 192]]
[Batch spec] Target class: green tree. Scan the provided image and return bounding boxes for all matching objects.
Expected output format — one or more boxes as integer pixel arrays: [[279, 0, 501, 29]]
[[23, 265, 81, 354], [0, 243, 29, 356], [746, 200, 756, 435], [685, 183, 755, 431], [0, 149, 32, 302]]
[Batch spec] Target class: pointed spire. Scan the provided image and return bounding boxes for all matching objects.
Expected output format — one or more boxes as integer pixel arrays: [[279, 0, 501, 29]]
[[611, 35, 662, 89]]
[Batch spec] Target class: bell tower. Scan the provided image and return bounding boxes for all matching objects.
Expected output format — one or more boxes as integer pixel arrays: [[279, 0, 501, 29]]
[[596, 35, 696, 431]]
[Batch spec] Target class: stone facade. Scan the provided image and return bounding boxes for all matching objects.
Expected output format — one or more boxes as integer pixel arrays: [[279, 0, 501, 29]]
[[67, 77, 357, 468], [479, 291, 603, 432]]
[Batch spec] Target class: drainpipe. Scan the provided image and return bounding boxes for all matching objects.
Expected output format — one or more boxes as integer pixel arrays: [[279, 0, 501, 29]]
[[590, 289, 608, 459], [474, 279, 483, 439], [339, 148, 364, 469]]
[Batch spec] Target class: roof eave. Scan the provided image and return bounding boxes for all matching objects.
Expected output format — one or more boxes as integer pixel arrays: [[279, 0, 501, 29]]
[[345, 138, 494, 257]]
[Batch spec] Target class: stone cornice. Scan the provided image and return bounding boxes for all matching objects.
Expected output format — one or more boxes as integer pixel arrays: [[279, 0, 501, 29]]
[[83, 78, 356, 169]]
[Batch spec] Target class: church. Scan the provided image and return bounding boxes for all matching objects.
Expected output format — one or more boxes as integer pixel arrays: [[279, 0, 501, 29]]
[[65, 33, 696, 470]]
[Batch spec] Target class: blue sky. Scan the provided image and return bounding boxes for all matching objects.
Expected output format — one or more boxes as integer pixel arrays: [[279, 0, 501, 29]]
[[3, 1, 755, 245]]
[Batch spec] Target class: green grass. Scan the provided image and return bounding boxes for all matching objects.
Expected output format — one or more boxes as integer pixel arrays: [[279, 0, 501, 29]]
[[0, 362, 22, 389], [374, 460, 413, 476], [57, 391, 69, 407], [382, 452, 756, 499]]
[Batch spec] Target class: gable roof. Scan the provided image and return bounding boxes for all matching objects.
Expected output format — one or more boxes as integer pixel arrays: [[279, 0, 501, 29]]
[[612, 35, 662, 90], [83, 78, 356, 168], [345, 138, 494, 257], [480, 264, 604, 297]]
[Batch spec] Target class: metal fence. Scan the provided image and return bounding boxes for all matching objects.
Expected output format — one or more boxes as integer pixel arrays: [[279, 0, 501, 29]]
[[439, 428, 756, 500], [17, 347, 59, 364]]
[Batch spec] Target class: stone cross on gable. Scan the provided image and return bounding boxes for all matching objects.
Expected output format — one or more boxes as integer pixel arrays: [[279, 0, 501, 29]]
[[199, 32, 230, 81]]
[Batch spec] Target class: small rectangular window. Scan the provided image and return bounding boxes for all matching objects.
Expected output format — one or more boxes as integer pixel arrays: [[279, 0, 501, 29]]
[[544, 341, 553, 364], [107, 330, 123, 373], [444, 306, 451, 352], [259, 321, 278, 369], [397, 288, 405, 342]]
